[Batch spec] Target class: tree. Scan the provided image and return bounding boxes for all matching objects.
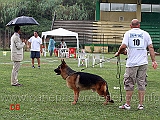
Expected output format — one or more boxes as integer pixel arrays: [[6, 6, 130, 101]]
[[62, 0, 96, 20], [0, 0, 96, 35]]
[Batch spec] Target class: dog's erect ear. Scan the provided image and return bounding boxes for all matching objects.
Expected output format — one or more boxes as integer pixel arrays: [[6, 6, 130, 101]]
[[61, 59, 66, 64]]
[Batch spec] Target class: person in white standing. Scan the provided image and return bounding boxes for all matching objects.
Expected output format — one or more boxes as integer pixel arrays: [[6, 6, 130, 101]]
[[115, 19, 158, 110], [28, 31, 42, 68], [11, 25, 26, 86]]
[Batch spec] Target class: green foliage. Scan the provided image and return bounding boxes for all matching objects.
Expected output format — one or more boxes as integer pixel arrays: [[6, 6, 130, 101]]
[[62, 0, 96, 20], [112, 46, 118, 53], [0, 0, 96, 32], [56, 3, 88, 20], [90, 44, 94, 53], [157, 48, 160, 53], [0, 2, 19, 28]]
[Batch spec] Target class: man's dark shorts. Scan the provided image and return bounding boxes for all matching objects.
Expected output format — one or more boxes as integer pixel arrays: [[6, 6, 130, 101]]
[[30, 51, 40, 58]]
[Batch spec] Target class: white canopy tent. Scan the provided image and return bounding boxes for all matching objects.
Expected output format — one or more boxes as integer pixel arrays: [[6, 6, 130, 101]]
[[41, 28, 79, 56]]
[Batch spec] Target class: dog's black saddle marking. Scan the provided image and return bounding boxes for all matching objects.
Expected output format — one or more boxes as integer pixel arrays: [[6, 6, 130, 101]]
[[76, 72, 105, 87]]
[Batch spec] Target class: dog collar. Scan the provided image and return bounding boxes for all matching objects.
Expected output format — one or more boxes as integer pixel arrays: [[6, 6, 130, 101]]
[[64, 75, 69, 80], [64, 72, 77, 80]]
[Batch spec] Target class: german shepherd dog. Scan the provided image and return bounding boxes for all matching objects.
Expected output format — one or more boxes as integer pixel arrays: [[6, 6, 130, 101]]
[[54, 60, 114, 105]]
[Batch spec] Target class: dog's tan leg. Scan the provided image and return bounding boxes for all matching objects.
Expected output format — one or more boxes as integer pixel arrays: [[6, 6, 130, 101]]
[[72, 90, 79, 105], [103, 95, 108, 105], [96, 84, 109, 105], [96, 89, 107, 105]]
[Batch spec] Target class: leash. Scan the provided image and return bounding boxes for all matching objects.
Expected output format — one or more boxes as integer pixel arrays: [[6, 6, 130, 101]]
[[116, 56, 123, 102], [80, 56, 115, 71], [80, 55, 123, 101]]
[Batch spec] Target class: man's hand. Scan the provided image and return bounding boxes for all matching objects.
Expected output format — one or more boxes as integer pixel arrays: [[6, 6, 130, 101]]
[[114, 52, 120, 57], [122, 49, 127, 55], [22, 39, 26, 43], [152, 61, 158, 69], [115, 44, 127, 57]]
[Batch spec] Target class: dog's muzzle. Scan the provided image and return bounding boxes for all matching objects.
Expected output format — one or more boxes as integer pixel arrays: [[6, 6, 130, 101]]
[[54, 68, 61, 75]]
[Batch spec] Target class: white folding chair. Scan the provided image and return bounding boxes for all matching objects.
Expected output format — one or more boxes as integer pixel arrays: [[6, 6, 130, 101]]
[[92, 54, 104, 68], [42, 48, 48, 57], [78, 53, 89, 67], [58, 48, 69, 58], [63, 48, 69, 58]]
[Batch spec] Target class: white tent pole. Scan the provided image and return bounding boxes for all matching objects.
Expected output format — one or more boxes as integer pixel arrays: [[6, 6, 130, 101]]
[[44, 35, 47, 57], [76, 36, 79, 53]]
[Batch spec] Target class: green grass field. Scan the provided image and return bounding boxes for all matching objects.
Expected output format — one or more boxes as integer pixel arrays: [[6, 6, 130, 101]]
[[0, 51, 159, 120], [0, 0, 22, 2]]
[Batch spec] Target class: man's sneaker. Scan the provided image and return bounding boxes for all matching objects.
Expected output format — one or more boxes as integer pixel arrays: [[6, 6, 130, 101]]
[[12, 83, 22, 86], [32, 65, 35, 68], [137, 104, 144, 110], [38, 66, 40, 69], [119, 104, 131, 110]]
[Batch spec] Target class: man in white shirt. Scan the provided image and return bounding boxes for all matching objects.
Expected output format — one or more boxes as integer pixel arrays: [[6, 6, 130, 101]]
[[28, 31, 42, 68], [115, 19, 158, 110]]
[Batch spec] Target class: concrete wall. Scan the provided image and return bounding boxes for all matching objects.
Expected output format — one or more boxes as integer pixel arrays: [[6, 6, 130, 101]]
[[101, 11, 136, 22], [100, 0, 141, 22], [85, 46, 108, 53]]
